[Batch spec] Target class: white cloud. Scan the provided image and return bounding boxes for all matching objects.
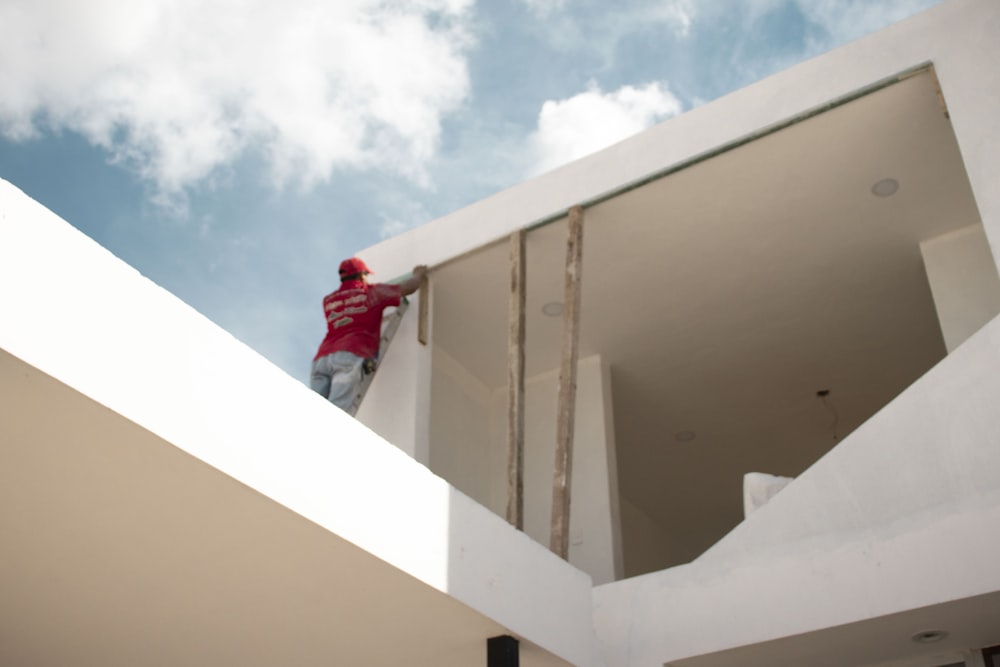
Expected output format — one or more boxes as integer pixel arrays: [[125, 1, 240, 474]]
[[529, 82, 682, 176], [646, 0, 694, 39], [663, 0, 942, 104], [686, 0, 941, 48], [0, 0, 473, 200], [375, 191, 434, 240], [517, 0, 568, 19], [793, 0, 942, 43], [522, 0, 695, 56]]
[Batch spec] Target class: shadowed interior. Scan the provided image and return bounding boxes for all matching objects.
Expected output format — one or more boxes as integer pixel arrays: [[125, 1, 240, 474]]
[[430, 68, 987, 573]]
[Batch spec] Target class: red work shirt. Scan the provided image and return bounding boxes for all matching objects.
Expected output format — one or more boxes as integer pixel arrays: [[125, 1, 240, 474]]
[[313, 280, 402, 361]]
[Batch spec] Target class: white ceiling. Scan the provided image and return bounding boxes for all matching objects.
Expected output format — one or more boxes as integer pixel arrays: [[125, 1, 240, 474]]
[[431, 69, 987, 571]]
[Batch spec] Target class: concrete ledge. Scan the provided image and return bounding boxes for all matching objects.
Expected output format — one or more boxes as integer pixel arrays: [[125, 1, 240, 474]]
[[593, 314, 1000, 666], [0, 178, 593, 666]]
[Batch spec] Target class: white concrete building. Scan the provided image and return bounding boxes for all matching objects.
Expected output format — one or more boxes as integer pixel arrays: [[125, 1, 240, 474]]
[[3, 0, 1000, 664]]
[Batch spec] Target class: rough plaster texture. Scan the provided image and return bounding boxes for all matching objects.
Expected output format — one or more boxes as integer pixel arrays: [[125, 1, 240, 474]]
[[0, 178, 594, 667]]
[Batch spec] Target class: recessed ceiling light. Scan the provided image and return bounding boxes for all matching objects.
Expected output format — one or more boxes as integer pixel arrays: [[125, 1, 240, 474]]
[[675, 430, 696, 442], [542, 302, 563, 317], [911, 630, 948, 644], [871, 178, 900, 197]]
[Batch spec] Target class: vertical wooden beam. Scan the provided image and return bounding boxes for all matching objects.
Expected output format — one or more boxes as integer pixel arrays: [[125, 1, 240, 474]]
[[550, 205, 584, 559], [506, 229, 527, 529], [417, 274, 429, 346]]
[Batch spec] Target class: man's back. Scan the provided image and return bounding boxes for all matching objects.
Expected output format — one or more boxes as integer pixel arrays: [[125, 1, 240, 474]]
[[314, 280, 401, 361]]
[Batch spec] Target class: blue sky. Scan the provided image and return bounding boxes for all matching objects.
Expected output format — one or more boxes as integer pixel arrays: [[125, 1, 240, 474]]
[[0, 0, 942, 381]]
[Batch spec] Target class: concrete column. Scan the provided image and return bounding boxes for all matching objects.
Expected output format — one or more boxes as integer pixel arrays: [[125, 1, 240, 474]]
[[920, 224, 1000, 353]]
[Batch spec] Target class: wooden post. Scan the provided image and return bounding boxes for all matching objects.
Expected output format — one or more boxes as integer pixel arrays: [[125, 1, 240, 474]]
[[506, 229, 527, 529], [550, 205, 583, 559], [417, 274, 429, 346]]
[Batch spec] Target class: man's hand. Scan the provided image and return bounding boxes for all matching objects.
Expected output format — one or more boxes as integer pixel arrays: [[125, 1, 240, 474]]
[[400, 265, 429, 295]]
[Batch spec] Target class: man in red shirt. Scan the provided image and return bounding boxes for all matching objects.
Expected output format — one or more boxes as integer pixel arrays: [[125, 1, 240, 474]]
[[311, 257, 428, 411]]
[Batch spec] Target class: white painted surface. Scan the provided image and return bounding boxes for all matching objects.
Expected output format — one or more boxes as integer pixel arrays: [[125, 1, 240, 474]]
[[356, 0, 1000, 590], [356, 287, 432, 464], [618, 495, 674, 577], [921, 224, 1000, 352], [593, 313, 1000, 666], [429, 350, 623, 585], [429, 346, 496, 510], [590, 1, 1000, 663], [0, 178, 594, 667], [354, 0, 1000, 663], [742, 472, 794, 518], [488, 356, 622, 585], [928, 0, 1000, 272], [5, 0, 998, 662]]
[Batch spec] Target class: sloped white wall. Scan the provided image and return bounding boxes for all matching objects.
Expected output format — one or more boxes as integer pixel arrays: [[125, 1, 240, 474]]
[[0, 178, 595, 667], [593, 313, 1000, 666]]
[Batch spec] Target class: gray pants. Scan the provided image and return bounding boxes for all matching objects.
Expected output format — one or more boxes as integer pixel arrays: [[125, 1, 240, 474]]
[[310, 351, 365, 411]]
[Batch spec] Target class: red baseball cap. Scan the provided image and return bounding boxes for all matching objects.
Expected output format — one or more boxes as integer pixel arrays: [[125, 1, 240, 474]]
[[339, 257, 372, 277]]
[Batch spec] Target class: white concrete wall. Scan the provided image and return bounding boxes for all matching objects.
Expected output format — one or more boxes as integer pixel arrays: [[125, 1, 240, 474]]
[[357, 0, 1000, 493], [429, 351, 624, 585], [488, 356, 623, 586], [349, 0, 1000, 662], [930, 1, 1000, 276], [586, 1, 1000, 664], [356, 281, 433, 465], [921, 224, 1000, 352], [618, 495, 673, 578], [0, 178, 595, 667], [593, 313, 1000, 666], [429, 346, 497, 510]]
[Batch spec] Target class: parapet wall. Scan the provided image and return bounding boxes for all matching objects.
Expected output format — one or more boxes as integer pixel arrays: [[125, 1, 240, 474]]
[[0, 177, 595, 667]]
